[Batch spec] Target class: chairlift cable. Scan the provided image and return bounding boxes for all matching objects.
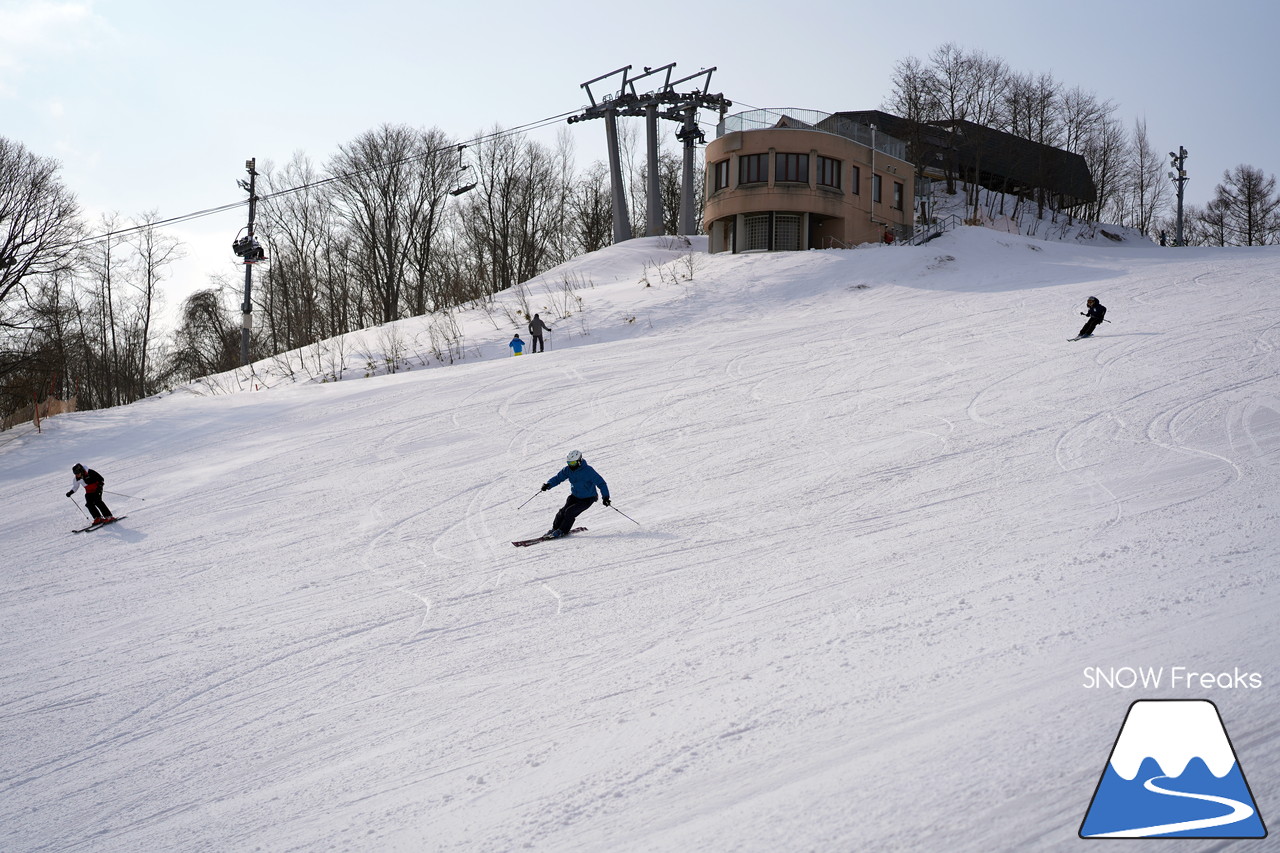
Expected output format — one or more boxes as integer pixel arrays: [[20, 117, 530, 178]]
[[56, 109, 582, 252]]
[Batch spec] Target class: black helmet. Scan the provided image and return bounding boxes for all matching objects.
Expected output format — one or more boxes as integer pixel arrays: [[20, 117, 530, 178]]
[[72, 463, 85, 475], [1086, 296, 1098, 304]]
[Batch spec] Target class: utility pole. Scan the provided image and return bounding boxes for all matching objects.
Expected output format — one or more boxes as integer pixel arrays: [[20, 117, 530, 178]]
[[233, 158, 260, 366], [1168, 146, 1188, 246]]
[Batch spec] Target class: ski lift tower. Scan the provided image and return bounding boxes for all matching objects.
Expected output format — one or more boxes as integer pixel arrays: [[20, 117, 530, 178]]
[[569, 64, 731, 243]]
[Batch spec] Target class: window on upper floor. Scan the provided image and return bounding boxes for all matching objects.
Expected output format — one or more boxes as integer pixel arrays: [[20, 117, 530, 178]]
[[775, 152, 809, 184], [893, 181, 904, 210], [739, 153, 769, 185], [850, 164, 861, 194], [712, 159, 731, 192], [872, 173, 882, 204], [817, 156, 841, 190]]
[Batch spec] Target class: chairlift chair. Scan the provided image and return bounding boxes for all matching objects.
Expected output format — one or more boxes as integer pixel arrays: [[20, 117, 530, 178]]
[[449, 145, 476, 196]]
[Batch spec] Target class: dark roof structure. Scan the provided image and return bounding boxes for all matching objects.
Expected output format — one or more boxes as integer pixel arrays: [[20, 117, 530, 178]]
[[834, 110, 1096, 207]]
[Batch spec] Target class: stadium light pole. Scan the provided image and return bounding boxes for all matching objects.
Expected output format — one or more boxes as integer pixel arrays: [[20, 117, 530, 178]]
[[1168, 146, 1188, 246]]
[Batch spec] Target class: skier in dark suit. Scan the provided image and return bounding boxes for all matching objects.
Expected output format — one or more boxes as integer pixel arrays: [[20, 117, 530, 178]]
[[527, 313, 552, 353], [1077, 296, 1106, 338], [66, 463, 115, 524]]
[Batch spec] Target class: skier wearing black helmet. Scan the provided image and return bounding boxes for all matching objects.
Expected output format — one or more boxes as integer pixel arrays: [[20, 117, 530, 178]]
[[66, 463, 115, 524], [539, 450, 610, 538], [1075, 296, 1107, 339]]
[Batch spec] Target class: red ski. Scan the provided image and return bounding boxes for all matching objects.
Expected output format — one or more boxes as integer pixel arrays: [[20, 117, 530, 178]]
[[72, 516, 128, 534]]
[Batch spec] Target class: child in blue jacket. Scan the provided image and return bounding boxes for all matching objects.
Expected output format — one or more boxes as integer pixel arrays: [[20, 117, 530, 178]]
[[540, 450, 610, 538], [509, 334, 525, 356]]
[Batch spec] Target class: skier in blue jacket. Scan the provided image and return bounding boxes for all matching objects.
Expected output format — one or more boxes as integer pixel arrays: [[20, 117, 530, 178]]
[[540, 450, 610, 538]]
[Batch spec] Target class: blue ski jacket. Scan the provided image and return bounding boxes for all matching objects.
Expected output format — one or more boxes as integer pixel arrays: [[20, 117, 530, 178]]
[[546, 461, 609, 500]]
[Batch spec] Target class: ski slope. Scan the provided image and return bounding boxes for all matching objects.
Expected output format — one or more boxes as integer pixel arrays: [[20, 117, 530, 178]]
[[2, 228, 1277, 851]]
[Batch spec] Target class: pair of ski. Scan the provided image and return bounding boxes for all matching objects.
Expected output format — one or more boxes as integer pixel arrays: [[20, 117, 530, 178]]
[[1068, 335, 1096, 341], [72, 516, 128, 534], [512, 526, 586, 547]]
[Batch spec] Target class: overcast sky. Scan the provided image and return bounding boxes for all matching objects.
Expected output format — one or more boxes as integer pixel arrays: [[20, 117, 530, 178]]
[[4, 0, 1277, 311]]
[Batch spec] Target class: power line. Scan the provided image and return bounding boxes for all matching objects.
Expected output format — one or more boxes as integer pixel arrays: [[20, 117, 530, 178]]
[[61, 110, 581, 252]]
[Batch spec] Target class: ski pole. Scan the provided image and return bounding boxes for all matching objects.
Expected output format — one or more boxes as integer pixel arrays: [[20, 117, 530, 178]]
[[608, 503, 640, 526], [67, 494, 90, 519], [105, 490, 145, 500], [518, 489, 545, 510]]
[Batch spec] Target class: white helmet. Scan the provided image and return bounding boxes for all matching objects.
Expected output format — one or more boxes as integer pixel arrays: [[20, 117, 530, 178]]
[[566, 450, 582, 465]]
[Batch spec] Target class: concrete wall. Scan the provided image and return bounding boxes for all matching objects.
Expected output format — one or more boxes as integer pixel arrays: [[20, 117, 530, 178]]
[[703, 127, 914, 252]]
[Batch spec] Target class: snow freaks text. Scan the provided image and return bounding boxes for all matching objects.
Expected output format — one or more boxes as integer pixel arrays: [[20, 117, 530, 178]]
[[1082, 666, 1263, 690]]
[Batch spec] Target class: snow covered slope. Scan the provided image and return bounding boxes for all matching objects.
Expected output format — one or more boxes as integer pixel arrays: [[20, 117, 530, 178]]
[[2, 229, 1277, 851]]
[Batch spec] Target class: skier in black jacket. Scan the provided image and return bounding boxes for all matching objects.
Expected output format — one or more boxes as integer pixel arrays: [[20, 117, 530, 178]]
[[527, 313, 552, 353], [66, 463, 115, 524], [1077, 296, 1106, 338]]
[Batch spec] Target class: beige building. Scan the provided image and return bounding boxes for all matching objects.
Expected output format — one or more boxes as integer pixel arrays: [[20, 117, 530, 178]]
[[703, 109, 915, 253]]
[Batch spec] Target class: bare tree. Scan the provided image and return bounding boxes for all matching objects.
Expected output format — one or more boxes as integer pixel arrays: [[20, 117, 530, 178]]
[[1127, 119, 1170, 236], [929, 43, 980, 193], [461, 128, 563, 296], [331, 124, 446, 325], [78, 213, 126, 407], [166, 283, 242, 383], [258, 153, 339, 352], [1209, 164, 1280, 246], [127, 211, 183, 397], [403, 127, 461, 316], [0, 138, 81, 360], [569, 161, 613, 255], [1080, 109, 1129, 223]]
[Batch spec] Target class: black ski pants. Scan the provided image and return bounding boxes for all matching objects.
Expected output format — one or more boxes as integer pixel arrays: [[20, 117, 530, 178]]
[[1078, 317, 1101, 337], [552, 494, 595, 534], [86, 492, 113, 519], [530, 333, 545, 353]]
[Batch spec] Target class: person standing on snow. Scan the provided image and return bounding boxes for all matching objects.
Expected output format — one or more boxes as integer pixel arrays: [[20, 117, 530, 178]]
[[527, 313, 552, 353], [66, 463, 115, 524], [1076, 296, 1107, 339], [540, 450, 610, 538], [509, 334, 525, 356]]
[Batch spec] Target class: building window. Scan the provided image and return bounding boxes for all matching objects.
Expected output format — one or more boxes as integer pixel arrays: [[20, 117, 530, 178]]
[[872, 174, 882, 204], [739, 153, 769, 185], [850, 164, 861, 194], [775, 153, 809, 184], [744, 213, 770, 251], [817, 156, 841, 189], [774, 214, 802, 251], [712, 159, 730, 192], [893, 181, 904, 210]]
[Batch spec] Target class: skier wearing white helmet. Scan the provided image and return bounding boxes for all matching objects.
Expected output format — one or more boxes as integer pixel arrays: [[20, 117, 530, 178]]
[[539, 450, 610, 538]]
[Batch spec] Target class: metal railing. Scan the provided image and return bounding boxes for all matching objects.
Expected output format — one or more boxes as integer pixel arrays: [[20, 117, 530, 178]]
[[904, 213, 964, 246], [717, 108, 907, 160]]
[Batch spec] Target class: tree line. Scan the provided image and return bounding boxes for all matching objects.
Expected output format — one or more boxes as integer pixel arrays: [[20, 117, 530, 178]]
[[0, 123, 693, 421], [884, 43, 1280, 243], [4, 47, 1279, 423]]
